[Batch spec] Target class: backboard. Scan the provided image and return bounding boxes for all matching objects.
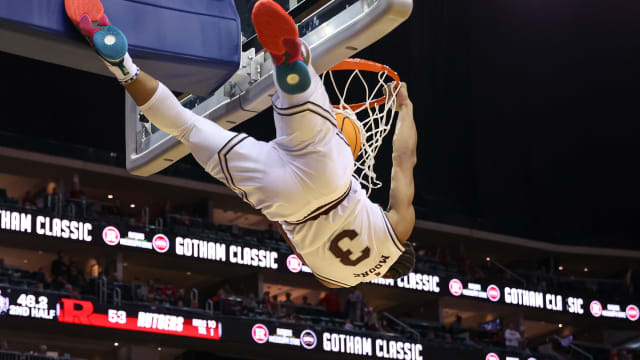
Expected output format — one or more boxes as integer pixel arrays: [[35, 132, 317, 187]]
[[126, 0, 413, 176]]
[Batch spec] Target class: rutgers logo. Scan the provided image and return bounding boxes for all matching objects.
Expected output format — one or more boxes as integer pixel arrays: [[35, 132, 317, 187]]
[[251, 323, 269, 344], [300, 329, 317, 349], [626, 305, 639, 321], [487, 285, 500, 302], [152, 234, 170, 253], [286, 254, 302, 273], [485, 353, 500, 360], [590, 300, 603, 317], [449, 279, 463, 296], [102, 226, 120, 246]]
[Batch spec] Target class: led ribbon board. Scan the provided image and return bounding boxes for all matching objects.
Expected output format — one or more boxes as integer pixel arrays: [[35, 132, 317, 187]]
[[57, 298, 221, 340]]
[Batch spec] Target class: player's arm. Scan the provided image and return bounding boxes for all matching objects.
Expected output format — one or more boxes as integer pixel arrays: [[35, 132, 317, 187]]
[[273, 222, 345, 288], [385, 82, 417, 243]]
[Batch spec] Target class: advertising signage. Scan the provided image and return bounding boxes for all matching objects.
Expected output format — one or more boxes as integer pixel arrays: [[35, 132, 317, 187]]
[[0, 209, 93, 241], [58, 298, 221, 340], [0, 286, 222, 341], [1, 285, 423, 359], [1, 208, 638, 323]]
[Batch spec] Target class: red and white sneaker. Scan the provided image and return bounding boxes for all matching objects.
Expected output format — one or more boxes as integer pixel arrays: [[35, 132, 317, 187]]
[[65, 0, 130, 77], [252, 0, 311, 94]]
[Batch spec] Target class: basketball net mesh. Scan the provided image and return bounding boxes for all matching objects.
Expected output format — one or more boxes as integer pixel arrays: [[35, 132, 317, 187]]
[[322, 65, 401, 195]]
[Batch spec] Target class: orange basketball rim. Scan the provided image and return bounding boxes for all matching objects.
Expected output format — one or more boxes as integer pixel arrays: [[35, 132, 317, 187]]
[[328, 58, 401, 112]]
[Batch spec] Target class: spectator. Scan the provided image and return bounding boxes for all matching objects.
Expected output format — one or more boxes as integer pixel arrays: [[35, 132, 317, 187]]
[[243, 292, 258, 312], [626, 266, 640, 298], [301, 296, 311, 306], [212, 289, 226, 312], [36, 344, 48, 355], [176, 288, 190, 307], [318, 290, 341, 316], [136, 280, 151, 301], [69, 174, 86, 199], [271, 295, 282, 315], [0, 339, 8, 351], [260, 291, 272, 312], [0, 258, 4, 269], [364, 306, 379, 331], [344, 319, 354, 330], [504, 323, 522, 348], [450, 314, 462, 335], [51, 252, 68, 279], [346, 289, 363, 322], [162, 282, 178, 300], [44, 181, 58, 211], [283, 292, 294, 304], [21, 190, 35, 208]]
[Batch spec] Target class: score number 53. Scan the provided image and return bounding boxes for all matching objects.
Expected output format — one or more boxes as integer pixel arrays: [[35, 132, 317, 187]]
[[108, 309, 127, 324]]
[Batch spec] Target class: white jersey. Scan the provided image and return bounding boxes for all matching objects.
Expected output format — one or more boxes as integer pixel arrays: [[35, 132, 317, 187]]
[[140, 63, 403, 287], [281, 177, 405, 287]]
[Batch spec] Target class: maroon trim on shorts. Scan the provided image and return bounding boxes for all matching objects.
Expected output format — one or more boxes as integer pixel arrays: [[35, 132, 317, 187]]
[[287, 182, 352, 225], [218, 133, 255, 208]]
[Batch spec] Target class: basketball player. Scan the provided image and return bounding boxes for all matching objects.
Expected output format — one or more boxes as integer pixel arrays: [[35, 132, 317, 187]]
[[65, 0, 417, 287]]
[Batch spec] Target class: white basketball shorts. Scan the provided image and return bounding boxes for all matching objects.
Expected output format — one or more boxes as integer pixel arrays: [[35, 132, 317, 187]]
[[140, 64, 354, 222]]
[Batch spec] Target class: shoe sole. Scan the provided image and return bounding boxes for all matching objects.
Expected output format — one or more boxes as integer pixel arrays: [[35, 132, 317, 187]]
[[251, 0, 299, 55], [65, 0, 128, 63], [65, 0, 104, 24]]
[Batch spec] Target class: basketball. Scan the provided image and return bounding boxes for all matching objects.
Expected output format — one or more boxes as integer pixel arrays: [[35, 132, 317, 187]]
[[336, 112, 361, 160]]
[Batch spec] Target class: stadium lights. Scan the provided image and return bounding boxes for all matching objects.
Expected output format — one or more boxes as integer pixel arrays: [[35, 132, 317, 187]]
[[485, 257, 491, 262], [558, 323, 563, 328], [558, 266, 564, 271], [157, 347, 162, 351], [129, 204, 136, 208], [186, 272, 192, 275], [107, 194, 114, 199], [113, 342, 119, 347], [584, 267, 589, 272]]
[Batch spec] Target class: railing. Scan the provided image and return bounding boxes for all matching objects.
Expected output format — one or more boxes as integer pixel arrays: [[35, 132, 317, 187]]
[[551, 336, 594, 360], [382, 312, 420, 343]]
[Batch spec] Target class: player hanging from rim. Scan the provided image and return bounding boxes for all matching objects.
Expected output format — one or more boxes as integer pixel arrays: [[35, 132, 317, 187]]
[[65, 0, 417, 287]]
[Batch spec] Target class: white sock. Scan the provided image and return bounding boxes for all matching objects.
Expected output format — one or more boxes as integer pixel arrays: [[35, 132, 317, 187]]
[[103, 53, 140, 85]]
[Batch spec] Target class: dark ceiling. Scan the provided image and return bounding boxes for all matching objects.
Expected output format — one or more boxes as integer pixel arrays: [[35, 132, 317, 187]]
[[1, 0, 639, 249]]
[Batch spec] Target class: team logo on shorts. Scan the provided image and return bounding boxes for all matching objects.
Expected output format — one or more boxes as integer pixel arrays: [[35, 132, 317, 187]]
[[0, 290, 9, 315], [286, 254, 302, 273], [487, 285, 501, 302], [300, 329, 317, 349], [485, 352, 500, 360], [252, 323, 269, 344], [626, 305, 639, 321], [102, 226, 120, 246], [152, 234, 170, 253], [449, 279, 463, 296], [590, 300, 603, 317]]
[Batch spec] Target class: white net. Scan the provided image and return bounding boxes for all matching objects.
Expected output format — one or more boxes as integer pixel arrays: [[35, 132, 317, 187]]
[[322, 59, 401, 195]]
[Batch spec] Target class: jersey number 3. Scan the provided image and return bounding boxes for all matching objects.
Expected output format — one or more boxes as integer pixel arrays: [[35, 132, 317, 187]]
[[329, 230, 370, 267]]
